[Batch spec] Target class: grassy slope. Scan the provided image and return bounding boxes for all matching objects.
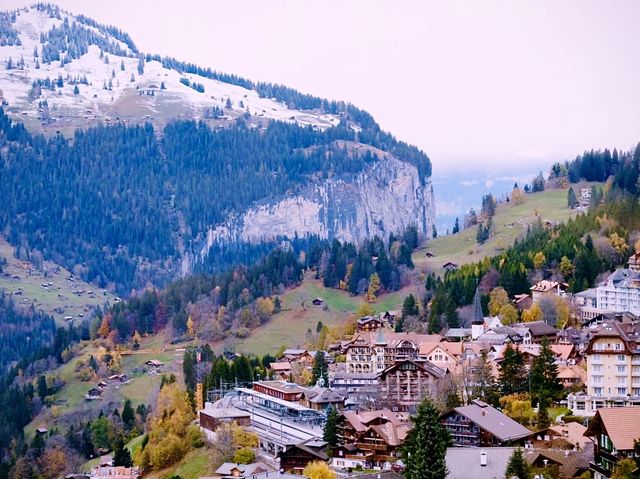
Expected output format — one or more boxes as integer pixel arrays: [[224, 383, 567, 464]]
[[413, 185, 595, 275], [218, 273, 421, 356], [0, 236, 118, 323], [24, 336, 183, 441], [217, 186, 595, 356]]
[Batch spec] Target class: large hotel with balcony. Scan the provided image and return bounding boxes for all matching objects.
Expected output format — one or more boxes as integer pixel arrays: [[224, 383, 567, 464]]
[[568, 319, 640, 415]]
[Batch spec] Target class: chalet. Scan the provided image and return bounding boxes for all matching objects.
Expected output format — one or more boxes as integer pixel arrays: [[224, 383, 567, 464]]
[[278, 439, 329, 473], [510, 321, 559, 344], [337, 409, 410, 469], [557, 365, 586, 388], [311, 298, 325, 306], [525, 449, 591, 479], [425, 251, 434, 257], [330, 443, 372, 470], [530, 280, 568, 302], [443, 261, 458, 271], [199, 403, 250, 431], [85, 387, 103, 400], [584, 407, 640, 478], [211, 462, 271, 479], [419, 341, 463, 373], [108, 374, 129, 383], [357, 316, 384, 332], [252, 380, 306, 402], [145, 359, 164, 374], [281, 349, 314, 366], [381, 310, 400, 326], [268, 361, 292, 380], [440, 399, 532, 447], [533, 422, 590, 451], [377, 358, 445, 412], [300, 387, 347, 411]]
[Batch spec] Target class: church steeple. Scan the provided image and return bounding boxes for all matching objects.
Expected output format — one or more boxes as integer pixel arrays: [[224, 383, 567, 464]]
[[472, 287, 484, 325]]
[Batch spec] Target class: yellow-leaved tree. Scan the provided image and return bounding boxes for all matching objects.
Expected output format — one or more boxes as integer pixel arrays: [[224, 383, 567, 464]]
[[489, 287, 509, 316], [522, 303, 543, 322], [303, 461, 336, 479], [137, 382, 200, 471]]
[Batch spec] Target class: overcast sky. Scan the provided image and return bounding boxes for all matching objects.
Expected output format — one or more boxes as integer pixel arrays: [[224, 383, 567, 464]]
[[6, 0, 640, 174]]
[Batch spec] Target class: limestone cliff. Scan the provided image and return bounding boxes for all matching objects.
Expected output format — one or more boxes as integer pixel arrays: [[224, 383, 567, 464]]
[[188, 156, 435, 269]]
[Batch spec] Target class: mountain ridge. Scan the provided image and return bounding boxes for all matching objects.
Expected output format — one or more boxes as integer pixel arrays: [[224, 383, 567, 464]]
[[0, 3, 435, 292]]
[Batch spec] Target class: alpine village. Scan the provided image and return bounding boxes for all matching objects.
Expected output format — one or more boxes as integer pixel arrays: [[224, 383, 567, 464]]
[[0, 3, 639, 479]]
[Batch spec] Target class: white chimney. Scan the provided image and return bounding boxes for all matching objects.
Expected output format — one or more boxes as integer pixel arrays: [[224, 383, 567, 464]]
[[480, 451, 487, 467]]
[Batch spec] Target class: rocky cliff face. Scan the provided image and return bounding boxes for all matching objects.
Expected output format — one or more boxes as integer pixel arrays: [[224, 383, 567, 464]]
[[188, 156, 435, 269]]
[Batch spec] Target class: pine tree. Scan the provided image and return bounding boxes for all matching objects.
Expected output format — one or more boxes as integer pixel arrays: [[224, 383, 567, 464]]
[[498, 343, 527, 396], [402, 294, 419, 318], [112, 437, 133, 467], [137, 57, 144, 75], [504, 448, 529, 479], [323, 406, 339, 447], [274, 296, 281, 313], [120, 59, 125, 71], [452, 217, 460, 234], [37, 374, 48, 398], [73, 85, 80, 95], [402, 398, 450, 479], [121, 398, 135, 431], [567, 187, 577, 208], [311, 351, 328, 386], [530, 339, 562, 406]]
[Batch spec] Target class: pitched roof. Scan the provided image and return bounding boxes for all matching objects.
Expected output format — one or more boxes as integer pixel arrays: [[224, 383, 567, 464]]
[[214, 462, 271, 476], [269, 361, 292, 371], [512, 321, 558, 337], [448, 400, 532, 442], [303, 387, 347, 404], [446, 447, 515, 479], [550, 344, 574, 360], [585, 407, 640, 451], [548, 422, 589, 448]]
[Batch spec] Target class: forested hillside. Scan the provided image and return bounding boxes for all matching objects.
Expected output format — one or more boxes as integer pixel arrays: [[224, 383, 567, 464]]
[[0, 108, 430, 294]]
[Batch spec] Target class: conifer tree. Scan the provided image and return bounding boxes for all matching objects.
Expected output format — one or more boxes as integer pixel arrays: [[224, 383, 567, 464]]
[[505, 448, 529, 479], [311, 351, 328, 386], [323, 406, 339, 447], [473, 349, 499, 406], [498, 343, 527, 396], [402, 294, 419, 318], [112, 437, 133, 467], [529, 339, 562, 406], [567, 187, 577, 208], [402, 398, 450, 479], [452, 217, 460, 234], [121, 398, 135, 431]]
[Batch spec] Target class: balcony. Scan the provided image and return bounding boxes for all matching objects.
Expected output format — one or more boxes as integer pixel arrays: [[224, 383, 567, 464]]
[[590, 461, 612, 477], [356, 442, 388, 451]]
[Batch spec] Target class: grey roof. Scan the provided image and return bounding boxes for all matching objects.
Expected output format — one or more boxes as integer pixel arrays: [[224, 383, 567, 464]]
[[446, 447, 515, 479], [215, 462, 271, 476], [248, 472, 306, 479], [602, 268, 640, 288], [445, 328, 472, 338], [450, 400, 532, 442], [575, 288, 597, 299], [510, 320, 558, 337]]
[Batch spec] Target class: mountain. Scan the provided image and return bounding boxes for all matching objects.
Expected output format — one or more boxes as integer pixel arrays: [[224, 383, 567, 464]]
[[0, 4, 434, 293]]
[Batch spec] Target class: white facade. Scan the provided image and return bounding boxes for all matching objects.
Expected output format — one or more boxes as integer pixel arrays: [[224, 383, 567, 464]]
[[596, 269, 640, 315]]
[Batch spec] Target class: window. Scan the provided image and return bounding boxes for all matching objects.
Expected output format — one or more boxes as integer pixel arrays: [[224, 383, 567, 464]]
[[593, 387, 603, 396], [618, 377, 627, 385], [592, 364, 603, 373], [618, 387, 628, 395], [618, 365, 627, 374], [618, 355, 626, 362], [592, 354, 602, 362], [591, 376, 602, 384]]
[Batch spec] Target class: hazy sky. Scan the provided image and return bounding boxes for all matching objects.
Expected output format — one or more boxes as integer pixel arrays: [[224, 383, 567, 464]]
[[6, 0, 640, 173]]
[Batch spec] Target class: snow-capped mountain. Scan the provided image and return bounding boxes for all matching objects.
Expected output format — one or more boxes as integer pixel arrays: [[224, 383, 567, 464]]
[[0, 5, 340, 133]]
